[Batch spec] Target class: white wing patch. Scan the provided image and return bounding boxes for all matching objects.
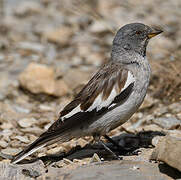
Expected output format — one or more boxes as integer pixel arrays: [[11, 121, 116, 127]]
[[122, 71, 135, 91], [86, 88, 117, 112], [62, 105, 82, 121], [87, 71, 135, 112], [61, 71, 135, 120]]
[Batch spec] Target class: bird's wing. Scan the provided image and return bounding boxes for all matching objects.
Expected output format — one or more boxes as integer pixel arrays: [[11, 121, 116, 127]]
[[11, 62, 135, 164], [59, 62, 135, 119]]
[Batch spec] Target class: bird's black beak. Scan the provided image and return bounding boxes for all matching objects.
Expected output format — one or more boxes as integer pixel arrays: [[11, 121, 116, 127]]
[[148, 29, 163, 39]]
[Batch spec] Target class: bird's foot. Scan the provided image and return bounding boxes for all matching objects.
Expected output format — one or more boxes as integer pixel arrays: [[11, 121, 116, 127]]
[[104, 135, 127, 155], [99, 140, 122, 160]]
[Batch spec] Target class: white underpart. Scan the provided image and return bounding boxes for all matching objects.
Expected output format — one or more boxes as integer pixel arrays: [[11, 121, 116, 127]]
[[12, 144, 46, 164], [122, 71, 135, 91], [62, 105, 82, 120]]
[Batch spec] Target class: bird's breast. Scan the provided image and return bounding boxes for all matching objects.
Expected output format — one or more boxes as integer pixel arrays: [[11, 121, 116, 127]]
[[85, 60, 151, 136]]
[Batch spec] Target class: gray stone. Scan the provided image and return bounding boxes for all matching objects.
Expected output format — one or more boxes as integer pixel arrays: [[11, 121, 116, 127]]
[[46, 160, 172, 180], [16, 42, 45, 53], [0, 160, 44, 180], [18, 118, 36, 128], [152, 116, 181, 129], [0, 160, 175, 180], [1, 148, 20, 156]]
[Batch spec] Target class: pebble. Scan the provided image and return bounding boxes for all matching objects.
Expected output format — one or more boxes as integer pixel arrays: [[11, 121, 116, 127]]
[[63, 158, 74, 165], [21, 127, 44, 135], [0, 141, 8, 148], [168, 102, 181, 114], [0, 54, 4, 61], [44, 26, 73, 46], [90, 153, 102, 163], [13, 105, 30, 114], [152, 116, 181, 129], [0, 123, 13, 129], [16, 41, 45, 54], [131, 165, 140, 170], [47, 146, 65, 154], [14, 136, 30, 143], [18, 117, 36, 128], [76, 138, 88, 148], [1, 148, 20, 156], [39, 104, 54, 111], [152, 136, 164, 146], [0, 129, 13, 137]]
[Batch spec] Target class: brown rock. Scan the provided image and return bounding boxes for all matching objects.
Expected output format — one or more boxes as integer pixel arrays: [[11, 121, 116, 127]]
[[0, 123, 13, 129], [19, 63, 68, 96], [151, 135, 181, 172], [44, 26, 73, 46]]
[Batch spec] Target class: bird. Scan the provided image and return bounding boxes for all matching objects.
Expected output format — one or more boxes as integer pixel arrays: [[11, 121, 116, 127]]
[[11, 23, 163, 164]]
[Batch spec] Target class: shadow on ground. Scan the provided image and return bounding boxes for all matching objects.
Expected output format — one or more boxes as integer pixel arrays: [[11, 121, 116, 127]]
[[15, 130, 165, 164]]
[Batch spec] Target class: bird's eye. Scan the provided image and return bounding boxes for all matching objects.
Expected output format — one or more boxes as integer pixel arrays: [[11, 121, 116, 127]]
[[136, 31, 142, 35]]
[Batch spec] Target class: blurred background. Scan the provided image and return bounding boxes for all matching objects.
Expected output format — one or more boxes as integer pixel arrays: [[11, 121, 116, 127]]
[[0, 0, 180, 160]]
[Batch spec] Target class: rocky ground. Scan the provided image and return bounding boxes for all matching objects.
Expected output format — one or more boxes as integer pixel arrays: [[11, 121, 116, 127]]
[[0, 0, 181, 179]]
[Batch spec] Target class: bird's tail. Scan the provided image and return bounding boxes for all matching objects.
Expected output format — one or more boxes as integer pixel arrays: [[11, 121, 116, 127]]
[[11, 138, 46, 164], [11, 111, 89, 164], [11, 128, 71, 164]]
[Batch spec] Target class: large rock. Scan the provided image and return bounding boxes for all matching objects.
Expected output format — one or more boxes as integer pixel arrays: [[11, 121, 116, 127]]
[[151, 134, 181, 172], [44, 26, 73, 46], [19, 63, 68, 96], [0, 160, 173, 180]]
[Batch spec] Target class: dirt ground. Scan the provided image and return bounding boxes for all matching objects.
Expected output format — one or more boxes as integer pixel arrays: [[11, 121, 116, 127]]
[[0, 0, 181, 179]]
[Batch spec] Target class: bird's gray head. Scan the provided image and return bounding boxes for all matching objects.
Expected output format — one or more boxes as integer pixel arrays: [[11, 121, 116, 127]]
[[112, 23, 163, 57]]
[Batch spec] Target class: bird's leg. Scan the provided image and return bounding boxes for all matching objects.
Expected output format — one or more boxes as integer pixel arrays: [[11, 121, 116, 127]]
[[99, 140, 121, 160], [104, 135, 127, 155], [93, 134, 121, 160], [104, 135, 121, 149]]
